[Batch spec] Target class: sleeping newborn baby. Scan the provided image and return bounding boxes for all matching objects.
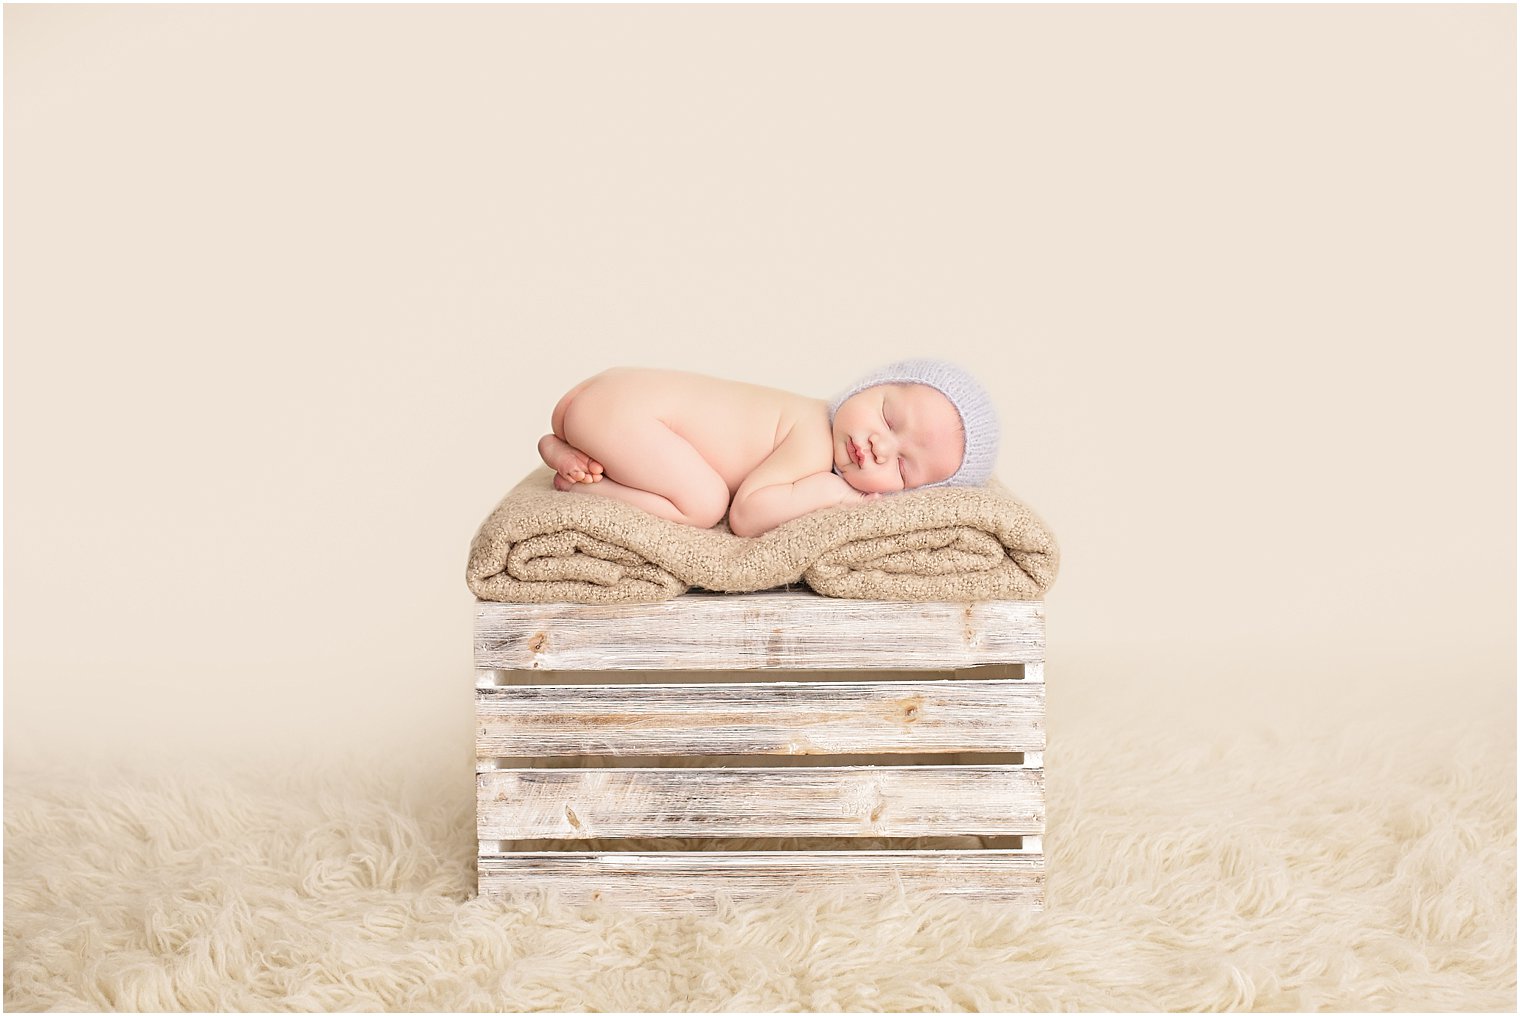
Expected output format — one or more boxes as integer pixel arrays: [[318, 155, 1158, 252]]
[[537, 358, 999, 538]]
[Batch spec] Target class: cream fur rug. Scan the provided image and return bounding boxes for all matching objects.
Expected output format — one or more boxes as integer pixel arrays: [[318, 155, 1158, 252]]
[[5, 714, 1514, 1011]]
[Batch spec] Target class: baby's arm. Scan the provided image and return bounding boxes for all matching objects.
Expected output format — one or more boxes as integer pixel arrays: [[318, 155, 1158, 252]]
[[728, 432, 878, 537]]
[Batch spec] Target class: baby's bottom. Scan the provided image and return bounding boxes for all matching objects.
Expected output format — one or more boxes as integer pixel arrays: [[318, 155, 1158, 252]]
[[537, 379, 732, 529]]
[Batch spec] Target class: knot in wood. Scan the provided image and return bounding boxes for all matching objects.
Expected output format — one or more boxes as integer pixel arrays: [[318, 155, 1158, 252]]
[[528, 632, 550, 653], [897, 696, 924, 724]]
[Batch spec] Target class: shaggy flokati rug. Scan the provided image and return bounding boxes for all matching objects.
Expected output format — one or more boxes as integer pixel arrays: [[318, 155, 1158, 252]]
[[5, 713, 1514, 1011]]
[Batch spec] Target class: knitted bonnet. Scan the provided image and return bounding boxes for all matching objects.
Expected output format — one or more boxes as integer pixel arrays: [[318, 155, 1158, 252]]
[[827, 357, 1000, 489]]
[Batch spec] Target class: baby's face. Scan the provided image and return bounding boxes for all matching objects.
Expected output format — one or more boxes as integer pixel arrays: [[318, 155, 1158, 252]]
[[832, 383, 965, 493]]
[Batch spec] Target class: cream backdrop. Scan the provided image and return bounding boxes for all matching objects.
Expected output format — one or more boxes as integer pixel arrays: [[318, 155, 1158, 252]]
[[4, 5, 1513, 767]]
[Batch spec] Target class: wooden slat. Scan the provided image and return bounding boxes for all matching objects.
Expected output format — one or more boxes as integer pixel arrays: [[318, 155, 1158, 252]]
[[477, 765, 1043, 839], [477, 849, 1046, 912], [475, 590, 1044, 670], [476, 679, 1044, 758]]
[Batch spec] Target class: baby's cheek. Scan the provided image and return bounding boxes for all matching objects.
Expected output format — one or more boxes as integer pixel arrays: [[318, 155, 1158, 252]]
[[847, 473, 896, 495]]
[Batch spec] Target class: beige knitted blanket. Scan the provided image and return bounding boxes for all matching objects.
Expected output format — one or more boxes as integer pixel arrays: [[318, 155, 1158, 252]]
[[467, 467, 1058, 603]]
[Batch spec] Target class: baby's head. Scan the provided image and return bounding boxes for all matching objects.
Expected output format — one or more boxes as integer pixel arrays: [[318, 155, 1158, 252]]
[[827, 358, 1000, 494]]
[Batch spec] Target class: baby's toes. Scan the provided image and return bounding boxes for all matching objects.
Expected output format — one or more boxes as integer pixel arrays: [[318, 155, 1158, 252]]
[[554, 456, 587, 482], [561, 452, 601, 483]]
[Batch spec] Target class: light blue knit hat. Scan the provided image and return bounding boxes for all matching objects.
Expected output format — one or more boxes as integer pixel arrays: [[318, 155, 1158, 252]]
[[827, 358, 1000, 489]]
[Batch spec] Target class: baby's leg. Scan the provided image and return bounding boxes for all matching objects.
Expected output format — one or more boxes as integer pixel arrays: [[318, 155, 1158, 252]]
[[559, 393, 731, 529], [551, 470, 720, 529]]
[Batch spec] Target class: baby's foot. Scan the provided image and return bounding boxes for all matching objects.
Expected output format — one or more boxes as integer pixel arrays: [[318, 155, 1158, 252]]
[[538, 434, 605, 484]]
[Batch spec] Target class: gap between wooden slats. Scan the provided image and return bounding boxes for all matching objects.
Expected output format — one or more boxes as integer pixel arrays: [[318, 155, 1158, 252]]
[[475, 663, 1042, 687], [476, 764, 1044, 839], [476, 679, 1044, 759], [477, 751, 1039, 771], [478, 835, 1041, 853]]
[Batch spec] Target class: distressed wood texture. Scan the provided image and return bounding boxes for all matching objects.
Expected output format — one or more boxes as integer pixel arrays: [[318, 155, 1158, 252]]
[[476, 679, 1044, 760], [472, 592, 1048, 911], [477, 764, 1044, 839], [476, 589, 1044, 670], [477, 849, 1046, 912]]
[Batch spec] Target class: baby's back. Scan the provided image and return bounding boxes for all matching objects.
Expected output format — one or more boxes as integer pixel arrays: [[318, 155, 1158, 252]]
[[583, 367, 826, 494]]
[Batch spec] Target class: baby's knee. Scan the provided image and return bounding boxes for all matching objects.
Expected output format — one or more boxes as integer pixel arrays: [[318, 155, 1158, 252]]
[[672, 475, 731, 529]]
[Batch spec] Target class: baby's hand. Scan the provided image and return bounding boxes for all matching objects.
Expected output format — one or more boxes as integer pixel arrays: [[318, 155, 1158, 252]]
[[840, 488, 883, 506]]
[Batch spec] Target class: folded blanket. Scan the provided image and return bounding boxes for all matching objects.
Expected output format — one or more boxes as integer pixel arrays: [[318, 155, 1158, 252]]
[[466, 466, 1059, 603]]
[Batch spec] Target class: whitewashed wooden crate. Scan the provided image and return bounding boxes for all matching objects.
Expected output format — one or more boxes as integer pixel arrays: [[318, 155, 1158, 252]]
[[474, 588, 1046, 914]]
